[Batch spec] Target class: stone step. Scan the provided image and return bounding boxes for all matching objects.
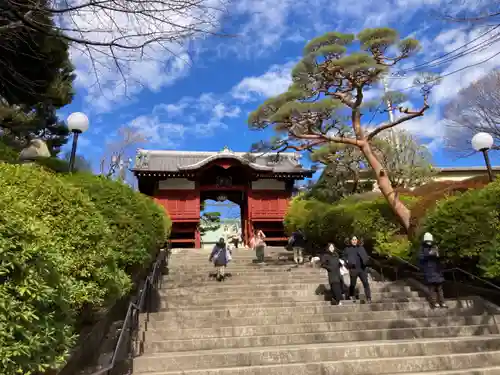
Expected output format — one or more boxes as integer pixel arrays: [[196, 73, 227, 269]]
[[147, 308, 486, 329], [160, 296, 429, 309], [161, 290, 421, 302], [144, 325, 500, 353], [128, 351, 500, 374], [131, 336, 500, 372], [164, 273, 381, 284], [151, 299, 482, 319], [161, 282, 411, 294], [164, 277, 364, 287], [145, 315, 500, 340], [167, 268, 333, 275], [387, 368, 500, 375]]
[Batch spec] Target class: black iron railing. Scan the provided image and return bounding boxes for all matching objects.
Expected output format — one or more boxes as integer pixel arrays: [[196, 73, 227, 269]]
[[89, 249, 168, 375], [370, 254, 500, 304]]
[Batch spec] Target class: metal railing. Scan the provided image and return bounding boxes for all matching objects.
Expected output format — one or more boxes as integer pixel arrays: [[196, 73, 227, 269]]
[[370, 254, 500, 302], [89, 249, 168, 375]]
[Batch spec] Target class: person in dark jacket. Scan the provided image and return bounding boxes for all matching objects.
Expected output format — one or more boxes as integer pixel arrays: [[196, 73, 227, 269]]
[[290, 229, 306, 265], [209, 238, 231, 281], [320, 243, 345, 305], [419, 232, 447, 309], [343, 236, 372, 303]]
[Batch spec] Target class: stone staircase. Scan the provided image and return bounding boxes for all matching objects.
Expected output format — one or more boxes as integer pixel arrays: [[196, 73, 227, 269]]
[[131, 247, 500, 374]]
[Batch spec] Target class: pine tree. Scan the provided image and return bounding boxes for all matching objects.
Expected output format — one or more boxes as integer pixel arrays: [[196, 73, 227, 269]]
[[248, 28, 438, 231]]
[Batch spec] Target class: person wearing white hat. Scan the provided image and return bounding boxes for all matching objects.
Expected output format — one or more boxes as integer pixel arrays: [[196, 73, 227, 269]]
[[419, 232, 447, 309]]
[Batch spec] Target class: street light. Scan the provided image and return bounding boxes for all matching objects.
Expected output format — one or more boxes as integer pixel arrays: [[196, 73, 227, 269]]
[[471, 132, 495, 182], [67, 112, 89, 172]]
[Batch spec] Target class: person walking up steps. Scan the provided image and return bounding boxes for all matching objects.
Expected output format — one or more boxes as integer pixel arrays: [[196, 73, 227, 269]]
[[320, 243, 346, 305], [343, 236, 372, 303], [419, 232, 448, 309], [209, 237, 231, 281], [289, 229, 306, 265], [252, 229, 266, 263]]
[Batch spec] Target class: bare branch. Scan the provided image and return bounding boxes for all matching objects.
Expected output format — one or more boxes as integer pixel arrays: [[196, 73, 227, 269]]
[[367, 101, 430, 141]]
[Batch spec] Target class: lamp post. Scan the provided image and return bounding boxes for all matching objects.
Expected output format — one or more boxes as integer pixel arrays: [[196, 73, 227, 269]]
[[66, 112, 89, 172], [471, 132, 495, 182]]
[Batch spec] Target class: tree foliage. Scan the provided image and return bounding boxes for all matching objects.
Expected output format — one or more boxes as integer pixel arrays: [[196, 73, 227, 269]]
[[0, 0, 227, 90], [0, 163, 170, 374], [370, 129, 435, 188], [306, 143, 372, 203], [308, 128, 434, 204], [444, 69, 500, 155], [199, 201, 222, 235], [0, 104, 71, 155], [248, 27, 437, 231], [0, 0, 74, 153]]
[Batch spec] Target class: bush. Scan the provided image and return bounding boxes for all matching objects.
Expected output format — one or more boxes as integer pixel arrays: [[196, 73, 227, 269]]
[[405, 176, 491, 236], [420, 178, 500, 277], [64, 173, 171, 273], [0, 140, 18, 162], [0, 163, 170, 374], [284, 194, 417, 252]]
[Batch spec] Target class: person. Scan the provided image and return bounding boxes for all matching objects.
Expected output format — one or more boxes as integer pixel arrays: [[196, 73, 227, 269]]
[[209, 237, 231, 281], [289, 229, 306, 265], [253, 229, 266, 263], [419, 232, 447, 309], [343, 235, 372, 303], [320, 243, 346, 305]]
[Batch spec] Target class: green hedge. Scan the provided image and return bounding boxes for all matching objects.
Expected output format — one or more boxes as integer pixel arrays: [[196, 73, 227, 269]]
[[64, 173, 170, 273], [284, 193, 417, 254], [0, 163, 170, 375], [420, 178, 500, 277]]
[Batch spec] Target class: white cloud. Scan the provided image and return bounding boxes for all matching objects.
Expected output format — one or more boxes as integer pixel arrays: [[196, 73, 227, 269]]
[[128, 92, 242, 145], [61, 0, 226, 113], [231, 61, 296, 101]]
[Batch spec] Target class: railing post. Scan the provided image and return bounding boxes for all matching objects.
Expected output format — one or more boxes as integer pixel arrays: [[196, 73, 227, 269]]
[[452, 269, 459, 303]]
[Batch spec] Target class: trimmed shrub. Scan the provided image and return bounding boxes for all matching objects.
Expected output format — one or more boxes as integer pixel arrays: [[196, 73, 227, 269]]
[[0, 163, 129, 374], [0, 163, 171, 374], [420, 178, 500, 277], [284, 194, 417, 252], [64, 173, 171, 273]]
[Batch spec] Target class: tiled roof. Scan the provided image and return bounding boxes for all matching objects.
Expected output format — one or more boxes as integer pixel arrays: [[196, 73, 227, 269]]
[[133, 147, 311, 174]]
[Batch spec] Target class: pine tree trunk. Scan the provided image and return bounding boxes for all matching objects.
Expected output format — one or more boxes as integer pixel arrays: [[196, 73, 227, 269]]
[[360, 142, 411, 231]]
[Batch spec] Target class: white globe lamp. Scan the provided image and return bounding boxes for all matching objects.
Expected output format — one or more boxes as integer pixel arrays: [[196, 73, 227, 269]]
[[471, 132, 494, 182], [471, 132, 494, 152], [66, 112, 89, 172], [67, 112, 89, 133]]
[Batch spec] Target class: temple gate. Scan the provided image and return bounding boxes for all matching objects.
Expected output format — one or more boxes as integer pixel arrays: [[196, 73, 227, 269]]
[[132, 146, 313, 248]]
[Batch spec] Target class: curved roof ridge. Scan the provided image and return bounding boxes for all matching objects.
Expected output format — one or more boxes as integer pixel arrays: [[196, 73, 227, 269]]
[[177, 153, 273, 171]]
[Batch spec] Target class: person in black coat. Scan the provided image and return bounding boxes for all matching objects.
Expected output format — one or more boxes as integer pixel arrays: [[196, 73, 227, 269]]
[[418, 232, 447, 309], [342, 236, 372, 303], [320, 243, 345, 305]]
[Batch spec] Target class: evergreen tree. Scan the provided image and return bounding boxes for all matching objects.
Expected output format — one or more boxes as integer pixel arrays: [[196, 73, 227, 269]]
[[248, 27, 438, 231], [0, 0, 74, 154]]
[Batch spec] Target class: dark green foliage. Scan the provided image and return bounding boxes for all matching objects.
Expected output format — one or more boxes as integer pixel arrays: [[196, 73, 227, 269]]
[[0, 1, 74, 107], [284, 194, 417, 251], [0, 163, 171, 374], [0, 139, 19, 162], [64, 173, 171, 273], [199, 212, 222, 236], [420, 179, 500, 277], [0, 1, 74, 155]]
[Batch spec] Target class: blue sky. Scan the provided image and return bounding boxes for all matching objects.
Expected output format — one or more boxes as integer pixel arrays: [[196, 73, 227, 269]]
[[59, 0, 500, 180]]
